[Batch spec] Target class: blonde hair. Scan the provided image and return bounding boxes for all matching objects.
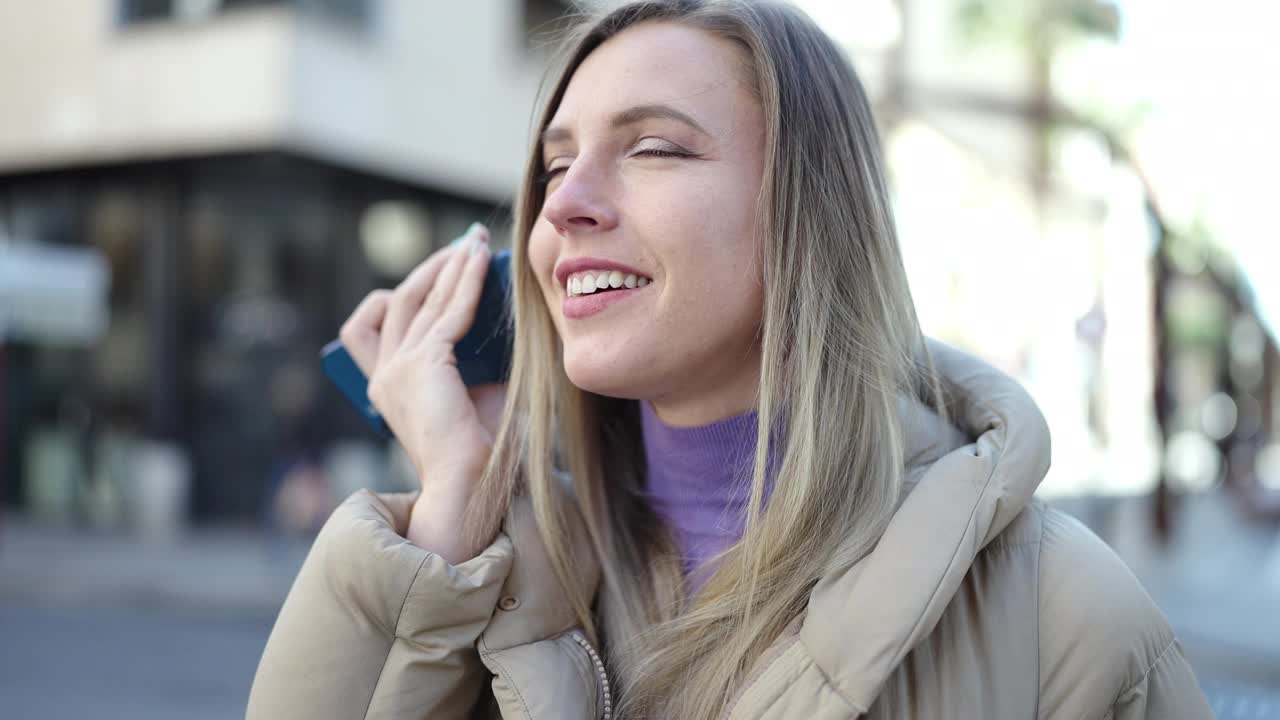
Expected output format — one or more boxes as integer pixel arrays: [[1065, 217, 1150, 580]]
[[462, 1, 948, 717]]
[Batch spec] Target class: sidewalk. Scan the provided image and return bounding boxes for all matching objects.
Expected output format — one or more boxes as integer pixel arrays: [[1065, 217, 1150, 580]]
[[0, 515, 311, 616], [3, 489, 1278, 698], [1051, 490, 1280, 689]]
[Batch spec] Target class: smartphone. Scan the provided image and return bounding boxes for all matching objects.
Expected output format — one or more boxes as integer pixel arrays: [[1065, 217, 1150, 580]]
[[321, 248, 513, 439]]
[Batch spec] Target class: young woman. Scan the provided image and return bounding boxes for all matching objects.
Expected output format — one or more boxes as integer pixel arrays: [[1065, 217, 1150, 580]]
[[248, 2, 1213, 718]]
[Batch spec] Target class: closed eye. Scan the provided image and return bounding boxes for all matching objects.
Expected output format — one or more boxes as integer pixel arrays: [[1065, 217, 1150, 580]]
[[534, 148, 695, 186], [633, 148, 689, 160]]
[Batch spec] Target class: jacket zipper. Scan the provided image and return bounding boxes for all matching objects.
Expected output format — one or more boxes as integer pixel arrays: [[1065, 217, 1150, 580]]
[[570, 631, 613, 720]]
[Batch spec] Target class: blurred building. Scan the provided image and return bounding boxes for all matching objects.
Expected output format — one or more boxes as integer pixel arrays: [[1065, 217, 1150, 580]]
[[0, 0, 570, 522], [4, 0, 1278, 535], [846, 0, 1280, 528]]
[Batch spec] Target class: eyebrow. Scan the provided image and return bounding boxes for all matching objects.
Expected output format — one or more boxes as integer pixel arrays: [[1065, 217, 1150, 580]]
[[540, 103, 711, 146]]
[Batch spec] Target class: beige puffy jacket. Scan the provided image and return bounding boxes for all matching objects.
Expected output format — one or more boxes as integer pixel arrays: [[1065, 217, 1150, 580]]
[[247, 341, 1214, 719]]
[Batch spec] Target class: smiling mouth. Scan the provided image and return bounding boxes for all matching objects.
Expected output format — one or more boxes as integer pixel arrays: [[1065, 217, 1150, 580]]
[[561, 278, 652, 319], [565, 270, 652, 297]]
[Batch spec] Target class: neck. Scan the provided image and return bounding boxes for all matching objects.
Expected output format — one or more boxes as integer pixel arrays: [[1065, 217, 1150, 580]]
[[647, 348, 761, 427]]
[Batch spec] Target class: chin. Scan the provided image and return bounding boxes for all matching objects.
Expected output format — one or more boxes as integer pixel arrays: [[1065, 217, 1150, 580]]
[[562, 354, 649, 400]]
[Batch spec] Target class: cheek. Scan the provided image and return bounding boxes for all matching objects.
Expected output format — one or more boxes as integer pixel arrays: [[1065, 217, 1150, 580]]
[[526, 221, 564, 326], [527, 219, 556, 272], [692, 257, 763, 338]]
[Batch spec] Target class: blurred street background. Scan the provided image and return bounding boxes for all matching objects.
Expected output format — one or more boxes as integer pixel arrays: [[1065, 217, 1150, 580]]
[[1, 0, 1278, 717]]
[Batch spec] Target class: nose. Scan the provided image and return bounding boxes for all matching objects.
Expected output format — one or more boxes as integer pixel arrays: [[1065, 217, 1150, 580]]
[[540, 161, 619, 235]]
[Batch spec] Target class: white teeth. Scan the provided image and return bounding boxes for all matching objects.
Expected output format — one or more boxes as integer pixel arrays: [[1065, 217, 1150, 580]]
[[565, 269, 653, 296]]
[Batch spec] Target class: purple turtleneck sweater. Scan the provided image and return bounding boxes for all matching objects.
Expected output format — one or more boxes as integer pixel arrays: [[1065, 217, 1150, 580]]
[[640, 400, 777, 589]]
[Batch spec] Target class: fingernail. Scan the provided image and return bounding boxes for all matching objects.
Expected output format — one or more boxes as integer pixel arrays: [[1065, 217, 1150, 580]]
[[454, 222, 487, 249]]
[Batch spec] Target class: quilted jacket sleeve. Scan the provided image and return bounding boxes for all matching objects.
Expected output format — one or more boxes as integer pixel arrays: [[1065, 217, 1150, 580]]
[[246, 489, 514, 720], [1036, 509, 1213, 719], [1108, 636, 1214, 720]]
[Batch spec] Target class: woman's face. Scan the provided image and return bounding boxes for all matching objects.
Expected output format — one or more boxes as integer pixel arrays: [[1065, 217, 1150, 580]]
[[527, 21, 767, 426]]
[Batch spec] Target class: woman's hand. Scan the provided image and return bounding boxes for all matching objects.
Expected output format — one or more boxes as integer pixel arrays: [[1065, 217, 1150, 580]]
[[339, 222, 504, 562]]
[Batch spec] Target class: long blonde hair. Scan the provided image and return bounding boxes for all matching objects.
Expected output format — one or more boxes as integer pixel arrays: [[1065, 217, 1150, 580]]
[[462, 2, 948, 717]]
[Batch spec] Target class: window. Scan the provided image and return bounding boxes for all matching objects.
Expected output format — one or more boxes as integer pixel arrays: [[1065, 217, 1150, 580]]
[[119, 0, 369, 29]]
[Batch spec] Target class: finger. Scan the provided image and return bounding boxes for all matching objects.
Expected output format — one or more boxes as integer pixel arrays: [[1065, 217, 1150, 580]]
[[423, 239, 491, 346], [409, 229, 488, 345], [379, 223, 487, 360], [412, 228, 488, 343], [339, 289, 392, 376], [378, 246, 456, 362]]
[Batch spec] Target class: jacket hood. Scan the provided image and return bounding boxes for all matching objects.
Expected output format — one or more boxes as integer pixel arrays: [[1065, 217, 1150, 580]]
[[800, 338, 1052, 711]]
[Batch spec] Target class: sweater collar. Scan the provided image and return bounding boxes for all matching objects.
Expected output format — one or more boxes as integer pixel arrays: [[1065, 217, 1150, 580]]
[[638, 400, 762, 503], [639, 400, 771, 586]]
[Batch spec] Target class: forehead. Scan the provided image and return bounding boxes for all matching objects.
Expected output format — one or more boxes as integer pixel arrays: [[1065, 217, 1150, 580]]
[[549, 21, 753, 136]]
